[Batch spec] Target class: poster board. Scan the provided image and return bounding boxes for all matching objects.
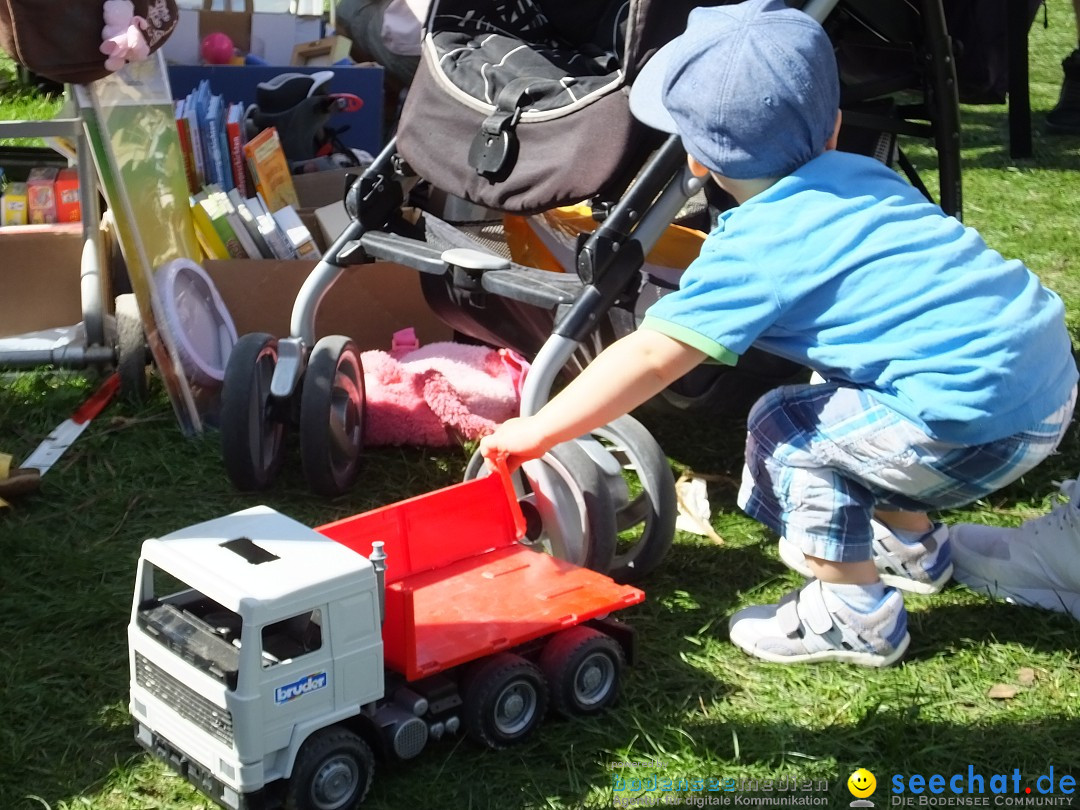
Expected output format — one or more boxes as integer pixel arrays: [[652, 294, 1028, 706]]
[[75, 53, 205, 435]]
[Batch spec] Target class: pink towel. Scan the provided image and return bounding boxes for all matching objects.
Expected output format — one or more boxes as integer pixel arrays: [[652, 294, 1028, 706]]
[[361, 329, 529, 447]]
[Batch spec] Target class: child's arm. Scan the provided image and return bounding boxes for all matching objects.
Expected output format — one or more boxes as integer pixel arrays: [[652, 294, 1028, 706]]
[[479, 328, 706, 469]]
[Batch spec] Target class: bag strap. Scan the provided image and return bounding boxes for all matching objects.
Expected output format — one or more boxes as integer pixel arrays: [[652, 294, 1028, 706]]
[[468, 77, 566, 180]]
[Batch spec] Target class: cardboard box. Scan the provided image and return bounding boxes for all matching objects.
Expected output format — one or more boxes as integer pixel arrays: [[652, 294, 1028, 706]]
[[312, 200, 349, 251], [293, 168, 355, 209], [202, 260, 452, 348], [0, 224, 89, 338], [292, 34, 353, 66], [54, 168, 81, 222], [26, 167, 58, 224], [292, 168, 355, 250]]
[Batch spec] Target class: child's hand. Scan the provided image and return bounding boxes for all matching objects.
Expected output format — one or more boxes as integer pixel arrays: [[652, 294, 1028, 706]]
[[479, 417, 551, 472]]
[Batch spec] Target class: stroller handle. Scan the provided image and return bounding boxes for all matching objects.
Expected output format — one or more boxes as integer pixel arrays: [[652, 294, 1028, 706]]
[[520, 136, 706, 417]]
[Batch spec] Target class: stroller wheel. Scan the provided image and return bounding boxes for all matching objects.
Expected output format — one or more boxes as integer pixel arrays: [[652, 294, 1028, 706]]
[[583, 415, 676, 583], [465, 442, 617, 573], [300, 335, 366, 497], [221, 333, 288, 491]]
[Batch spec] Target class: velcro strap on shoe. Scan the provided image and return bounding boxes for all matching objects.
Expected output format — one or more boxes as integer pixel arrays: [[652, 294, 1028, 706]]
[[924, 523, 947, 552], [776, 590, 802, 637], [798, 580, 836, 636]]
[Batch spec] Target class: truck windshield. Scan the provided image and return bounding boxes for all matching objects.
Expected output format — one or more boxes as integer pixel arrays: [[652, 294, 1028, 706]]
[[136, 564, 241, 689]]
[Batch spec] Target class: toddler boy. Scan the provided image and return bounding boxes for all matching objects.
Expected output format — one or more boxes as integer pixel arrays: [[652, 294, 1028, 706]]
[[479, 0, 1077, 665]]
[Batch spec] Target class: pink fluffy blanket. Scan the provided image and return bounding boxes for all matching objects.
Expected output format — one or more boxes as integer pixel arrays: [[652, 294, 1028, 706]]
[[361, 329, 529, 447]]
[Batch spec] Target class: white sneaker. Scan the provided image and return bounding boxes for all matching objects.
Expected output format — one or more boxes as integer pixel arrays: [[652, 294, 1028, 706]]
[[728, 579, 910, 667], [778, 521, 953, 595], [951, 479, 1080, 621]]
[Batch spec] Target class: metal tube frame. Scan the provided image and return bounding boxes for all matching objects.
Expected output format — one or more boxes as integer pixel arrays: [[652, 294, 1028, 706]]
[[0, 108, 109, 371]]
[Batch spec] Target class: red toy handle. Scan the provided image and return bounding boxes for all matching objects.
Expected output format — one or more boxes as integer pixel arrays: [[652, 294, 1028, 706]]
[[492, 456, 527, 540]]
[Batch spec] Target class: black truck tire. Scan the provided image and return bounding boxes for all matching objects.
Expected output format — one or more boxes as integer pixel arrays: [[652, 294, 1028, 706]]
[[462, 652, 548, 749], [540, 626, 624, 716], [285, 726, 375, 810]]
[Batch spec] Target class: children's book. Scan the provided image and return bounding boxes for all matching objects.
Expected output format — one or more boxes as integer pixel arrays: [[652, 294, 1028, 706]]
[[251, 192, 297, 259], [192, 81, 214, 186], [204, 91, 228, 189], [227, 188, 274, 258], [225, 102, 249, 197], [190, 192, 231, 260], [174, 99, 198, 194], [194, 186, 248, 258], [243, 127, 299, 212], [272, 204, 321, 260], [183, 91, 206, 189], [212, 188, 261, 259]]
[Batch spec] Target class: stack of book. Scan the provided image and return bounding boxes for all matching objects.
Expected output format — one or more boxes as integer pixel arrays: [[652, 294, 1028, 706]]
[[186, 123, 320, 262], [175, 80, 248, 198]]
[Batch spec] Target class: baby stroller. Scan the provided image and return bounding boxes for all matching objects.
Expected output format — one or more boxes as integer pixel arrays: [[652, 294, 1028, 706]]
[[219, 0, 962, 583]]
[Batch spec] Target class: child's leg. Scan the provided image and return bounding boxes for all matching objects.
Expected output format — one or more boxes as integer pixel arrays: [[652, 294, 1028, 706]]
[[874, 509, 933, 534], [730, 384, 918, 666], [729, 381, 1073, 666], [737, 384, 948, 572], [803, 557, 879, 584], [781, 511, 952, 594]]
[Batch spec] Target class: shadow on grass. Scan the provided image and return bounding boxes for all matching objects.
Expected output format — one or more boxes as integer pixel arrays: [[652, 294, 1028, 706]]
[[955, 106, 1080, 171], [3, 363, 1078, 809], [2, 420, 1078, 810]]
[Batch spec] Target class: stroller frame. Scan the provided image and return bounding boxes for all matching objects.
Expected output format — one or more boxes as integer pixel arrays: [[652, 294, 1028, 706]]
[[219, 0, 962, 583], [221, 132, 700, 581]]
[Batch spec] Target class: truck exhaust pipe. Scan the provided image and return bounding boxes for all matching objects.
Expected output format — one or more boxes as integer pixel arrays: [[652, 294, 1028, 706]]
[[369, 541, 387, 623]]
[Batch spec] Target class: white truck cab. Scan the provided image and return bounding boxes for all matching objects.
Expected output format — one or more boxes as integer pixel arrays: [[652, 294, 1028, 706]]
[[129, 506, 384, 809]]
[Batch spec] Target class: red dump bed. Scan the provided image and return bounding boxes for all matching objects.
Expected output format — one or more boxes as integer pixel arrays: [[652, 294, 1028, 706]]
[[316, 463, 645, 680]]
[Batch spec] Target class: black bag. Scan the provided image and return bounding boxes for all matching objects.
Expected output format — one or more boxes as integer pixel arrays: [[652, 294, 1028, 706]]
[[0, 0, 179, 85], [396, 0, 722, 214]]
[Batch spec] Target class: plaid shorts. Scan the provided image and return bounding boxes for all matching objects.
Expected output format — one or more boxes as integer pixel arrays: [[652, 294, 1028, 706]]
[[737, 382, 1077, 563]]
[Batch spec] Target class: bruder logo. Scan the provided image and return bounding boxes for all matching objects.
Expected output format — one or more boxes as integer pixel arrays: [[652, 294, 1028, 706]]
[[275, 672, 328, 704]]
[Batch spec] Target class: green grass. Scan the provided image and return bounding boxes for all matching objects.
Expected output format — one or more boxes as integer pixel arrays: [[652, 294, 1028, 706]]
[[0, 58, 65, 147], [3, 5, 1080, 809]]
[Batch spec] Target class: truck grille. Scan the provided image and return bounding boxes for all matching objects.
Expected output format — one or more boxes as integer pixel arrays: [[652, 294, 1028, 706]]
[[135, 652, 234, 746]]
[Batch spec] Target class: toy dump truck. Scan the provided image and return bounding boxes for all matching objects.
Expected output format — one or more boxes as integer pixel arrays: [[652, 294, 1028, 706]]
[[128, 462, 644, 810]]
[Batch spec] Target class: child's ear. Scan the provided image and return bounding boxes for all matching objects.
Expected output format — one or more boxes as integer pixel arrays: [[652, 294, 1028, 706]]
[[825, 110, 843, 151], [686, 154, 712, 178]]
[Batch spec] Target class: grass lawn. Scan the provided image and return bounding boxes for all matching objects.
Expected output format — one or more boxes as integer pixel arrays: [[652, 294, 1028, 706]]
[[3, 4, 1080, 809]]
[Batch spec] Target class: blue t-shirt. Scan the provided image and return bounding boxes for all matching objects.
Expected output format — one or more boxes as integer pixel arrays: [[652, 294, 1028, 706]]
[[641, 150, 1077, 444]]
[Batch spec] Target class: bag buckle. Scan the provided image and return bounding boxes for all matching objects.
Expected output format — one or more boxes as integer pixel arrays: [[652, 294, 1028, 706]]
[[468, 107, 521, 180]]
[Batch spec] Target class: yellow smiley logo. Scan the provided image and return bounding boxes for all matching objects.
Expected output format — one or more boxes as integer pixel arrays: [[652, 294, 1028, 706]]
[[848, 768, 877, 798]]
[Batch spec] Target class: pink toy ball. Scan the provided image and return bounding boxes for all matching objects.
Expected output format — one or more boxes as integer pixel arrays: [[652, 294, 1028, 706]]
[[200, 32, 235, 65]]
